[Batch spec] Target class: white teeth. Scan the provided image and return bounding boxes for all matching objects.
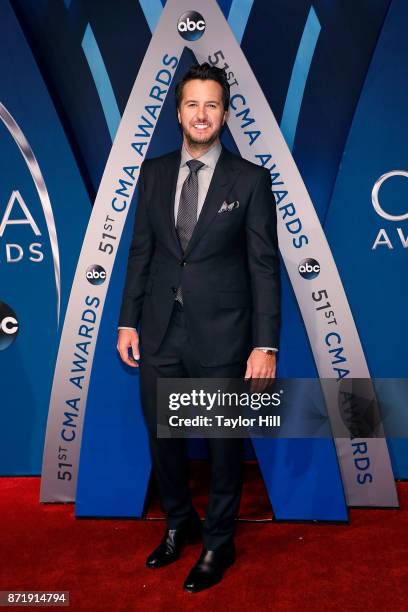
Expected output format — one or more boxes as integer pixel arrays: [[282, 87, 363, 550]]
[[194, 124, 209, 129]]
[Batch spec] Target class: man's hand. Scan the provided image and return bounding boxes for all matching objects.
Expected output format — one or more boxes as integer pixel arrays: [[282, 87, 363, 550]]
[[117, 328, 140, 368], [245, 349, 276, 392]]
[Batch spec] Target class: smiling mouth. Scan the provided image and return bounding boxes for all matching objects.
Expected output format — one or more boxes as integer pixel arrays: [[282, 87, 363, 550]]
[[192, 123, 210, 130]]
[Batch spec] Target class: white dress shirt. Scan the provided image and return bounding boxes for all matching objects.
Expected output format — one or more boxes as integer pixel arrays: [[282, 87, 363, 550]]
[[174, 141, 222, 221]]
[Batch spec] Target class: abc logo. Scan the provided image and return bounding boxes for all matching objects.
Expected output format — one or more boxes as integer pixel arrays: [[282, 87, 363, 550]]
[[86, 264, 107, 286], [177, 11, 206, 41], [298, 258, 320, 279], [0, 301, 19, 350]]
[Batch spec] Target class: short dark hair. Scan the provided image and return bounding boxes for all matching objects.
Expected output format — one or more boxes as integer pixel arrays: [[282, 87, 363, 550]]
[[175, 63, 230, 111]]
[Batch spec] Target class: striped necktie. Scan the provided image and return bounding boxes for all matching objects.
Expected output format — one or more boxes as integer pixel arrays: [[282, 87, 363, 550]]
[[175, 159, 205, 303]]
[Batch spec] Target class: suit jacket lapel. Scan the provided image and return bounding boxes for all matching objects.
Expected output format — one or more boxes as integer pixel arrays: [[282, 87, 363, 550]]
[[184, 148, 239, 257], [159, 150, 183, 257]]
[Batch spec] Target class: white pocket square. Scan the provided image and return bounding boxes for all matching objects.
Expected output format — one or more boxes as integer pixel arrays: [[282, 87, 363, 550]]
[[218, 200, 239, 213]]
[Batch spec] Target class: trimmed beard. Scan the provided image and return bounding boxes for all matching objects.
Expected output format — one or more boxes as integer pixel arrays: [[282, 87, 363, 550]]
[[184, 127, 221, 148]]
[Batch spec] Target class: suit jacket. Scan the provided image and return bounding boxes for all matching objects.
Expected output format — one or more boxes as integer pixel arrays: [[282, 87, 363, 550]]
[[118, 145, 281, 367]]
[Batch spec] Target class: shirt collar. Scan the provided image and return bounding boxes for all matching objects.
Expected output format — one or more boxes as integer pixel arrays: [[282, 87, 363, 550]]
[[180, 140, 222, 169]]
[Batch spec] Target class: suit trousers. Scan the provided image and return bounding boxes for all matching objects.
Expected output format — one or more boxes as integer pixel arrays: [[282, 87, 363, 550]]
[[139, 301, 245, 550]]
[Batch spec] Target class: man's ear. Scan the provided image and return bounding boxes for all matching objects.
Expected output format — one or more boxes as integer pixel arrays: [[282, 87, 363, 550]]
[[222, 110, 228, 125], [177, 108, 181, 124]]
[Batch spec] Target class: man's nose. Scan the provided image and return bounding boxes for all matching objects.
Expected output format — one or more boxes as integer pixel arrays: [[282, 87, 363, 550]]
[[195, 107, 208, 121]]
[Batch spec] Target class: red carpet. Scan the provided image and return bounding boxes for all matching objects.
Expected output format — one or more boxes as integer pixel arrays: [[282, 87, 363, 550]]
[[0, 463, 407, 611]]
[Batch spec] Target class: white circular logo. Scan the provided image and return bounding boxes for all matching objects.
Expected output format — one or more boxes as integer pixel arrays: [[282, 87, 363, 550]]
[[372, 170, 408, 221], [86, 264, 107, 285], [0, 301, 19, 350], [177, 11, 206, 41], [298, 258, 320, 279]]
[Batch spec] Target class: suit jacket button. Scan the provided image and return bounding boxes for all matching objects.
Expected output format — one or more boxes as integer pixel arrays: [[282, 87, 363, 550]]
[[180, 260, 186, 266]]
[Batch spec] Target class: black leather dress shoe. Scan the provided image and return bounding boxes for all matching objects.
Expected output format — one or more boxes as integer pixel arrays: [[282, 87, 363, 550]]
[[183, 542, 236, 592], [146, 516, 202, 569]]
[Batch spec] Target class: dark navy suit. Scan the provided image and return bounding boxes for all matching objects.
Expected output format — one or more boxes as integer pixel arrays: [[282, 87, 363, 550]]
[[119, 145, 280, 548]]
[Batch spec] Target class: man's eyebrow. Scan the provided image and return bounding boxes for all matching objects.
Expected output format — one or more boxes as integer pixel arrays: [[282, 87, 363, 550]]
[[184, 99, 221, 104]]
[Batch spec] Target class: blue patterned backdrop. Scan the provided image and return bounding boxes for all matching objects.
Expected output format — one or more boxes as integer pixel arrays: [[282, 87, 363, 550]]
[[2, 0, 406, 518]]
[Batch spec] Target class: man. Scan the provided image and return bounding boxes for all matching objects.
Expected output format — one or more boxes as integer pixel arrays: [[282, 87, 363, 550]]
[[117, 63, 280, 593]]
